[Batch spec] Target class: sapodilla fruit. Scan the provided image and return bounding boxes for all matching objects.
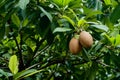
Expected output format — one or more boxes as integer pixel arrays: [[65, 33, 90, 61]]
[[79, 31, 93, 48], [69, 38, 82, 54]]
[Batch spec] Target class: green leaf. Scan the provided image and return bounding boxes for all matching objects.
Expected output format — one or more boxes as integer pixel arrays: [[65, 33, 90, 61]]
[[22, 18, 29, 27], [103, 0, 112, 5], [77, 19, 87, 27], [115, 35, 120, 46], [86, 10, 103, 19], [38, 6, 53, 22], [0, 0, 7, 8], [21, 69, 43, 79], [110, 5, 120, 23], [62, 0, 72, 7], [0, 69, 8, 78], [62, 15, 75, 27], [0, 69, 12, 79], [69, 0, 82, 8], [17, 0, 30, 10], [53, 27, 72, 33], [82, 48, 90, 61], [87, 62, 98, 80], [103, 34, 115, 46], [52, 0, 72, 7], [8, 55, 19, 74], [52, 0, 63, 7], [109, 37, 115, 46], [13, 69, 37, 80], [11, 13, 20, 27], [91, 24, 109, 32]]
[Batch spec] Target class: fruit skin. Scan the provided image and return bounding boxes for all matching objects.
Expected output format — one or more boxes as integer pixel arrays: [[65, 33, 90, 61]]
[[69, 38, 82, 54], [79, 31, 93, 48]]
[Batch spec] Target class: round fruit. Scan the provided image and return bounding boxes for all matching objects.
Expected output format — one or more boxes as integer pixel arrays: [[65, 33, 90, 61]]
[[69, 38, 82, 54], [79, 31, 93, 48]]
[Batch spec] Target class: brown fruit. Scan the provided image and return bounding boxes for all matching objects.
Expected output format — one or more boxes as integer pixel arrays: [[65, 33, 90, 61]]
[[69, 38, 82, 54], [79, 31, 93, 48]]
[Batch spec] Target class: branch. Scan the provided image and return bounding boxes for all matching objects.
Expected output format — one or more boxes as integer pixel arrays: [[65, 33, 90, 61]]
[[33, 45, 50, 58], [19, 31, 25, 70], [9, 27, 25, 71], [9, 27, 20, 51], [26, 54, 105, 71], [39, 57, 65, 70], [33, 38, 45, 55]]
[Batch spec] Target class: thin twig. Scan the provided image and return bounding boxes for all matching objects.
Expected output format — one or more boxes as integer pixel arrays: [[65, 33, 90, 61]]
[[33, 45, 50, 58]]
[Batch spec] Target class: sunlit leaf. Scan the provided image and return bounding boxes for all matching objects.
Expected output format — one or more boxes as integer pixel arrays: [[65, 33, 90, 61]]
[[103, 34, 115, 46], [62, 15, 75, 27], [52, 0, 72, 7], [53, 27, 72, 33], [77, 19, 87, 27], [103, 0, 112, 5], [115, 35, 120, 46], [8, 55, 19, 74]]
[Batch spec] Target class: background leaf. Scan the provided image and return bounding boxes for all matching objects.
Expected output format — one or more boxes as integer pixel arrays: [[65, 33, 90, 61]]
[[11, 13, 20, 27], [91, 24, 109, 32], [110, 5, 120, 23], [38, 6, 53, 22], [17, 0, 30, 10]]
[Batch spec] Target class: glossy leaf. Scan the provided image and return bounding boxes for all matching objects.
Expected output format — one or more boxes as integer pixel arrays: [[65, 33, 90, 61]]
[[17, 0, 30, 10], [53, 27, 72, 33], [38, 6, 53, 22], [62, 15, 75, 27], [13, 69, 37, 80], [21, 69, 43, 79], [91, 24, 109, 32]]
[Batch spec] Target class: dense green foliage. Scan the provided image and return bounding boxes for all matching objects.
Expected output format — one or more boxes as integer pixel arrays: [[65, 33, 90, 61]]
[[0, 0, 120, 80]]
